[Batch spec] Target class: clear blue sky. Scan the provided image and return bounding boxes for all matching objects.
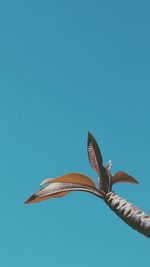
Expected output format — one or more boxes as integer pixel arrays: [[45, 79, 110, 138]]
[[0, 1, 150, 266]]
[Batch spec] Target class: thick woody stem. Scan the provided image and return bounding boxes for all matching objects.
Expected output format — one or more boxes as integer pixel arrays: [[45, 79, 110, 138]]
[[104, 191, 150, 238]]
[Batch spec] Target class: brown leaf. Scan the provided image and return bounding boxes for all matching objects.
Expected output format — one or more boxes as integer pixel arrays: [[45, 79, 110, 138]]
[[40, 172, 96, 187], [87, 132, 103, 177], [25, 181, 101, 204], [111, 171, 139, 186]]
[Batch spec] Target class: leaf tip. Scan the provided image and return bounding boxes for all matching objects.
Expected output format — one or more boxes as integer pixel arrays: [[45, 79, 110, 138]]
[[24, 194, 37, 204]]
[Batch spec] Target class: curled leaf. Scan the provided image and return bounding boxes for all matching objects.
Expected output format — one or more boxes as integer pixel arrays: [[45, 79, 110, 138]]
[[87, 132, 103, 176], [25, 182, 102, 204], [25, 173, 102, 204]]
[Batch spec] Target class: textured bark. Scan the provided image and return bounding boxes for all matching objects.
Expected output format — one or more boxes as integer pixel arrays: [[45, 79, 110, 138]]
[[105, 191, 150, 238]]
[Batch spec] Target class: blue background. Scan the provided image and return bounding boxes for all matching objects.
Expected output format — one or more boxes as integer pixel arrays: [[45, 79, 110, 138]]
[[0, 1, 150, 266]]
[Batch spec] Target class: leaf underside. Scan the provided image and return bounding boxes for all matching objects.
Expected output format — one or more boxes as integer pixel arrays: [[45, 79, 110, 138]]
[[87, 132, 103, 176], [25, 173, 101, 204]]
